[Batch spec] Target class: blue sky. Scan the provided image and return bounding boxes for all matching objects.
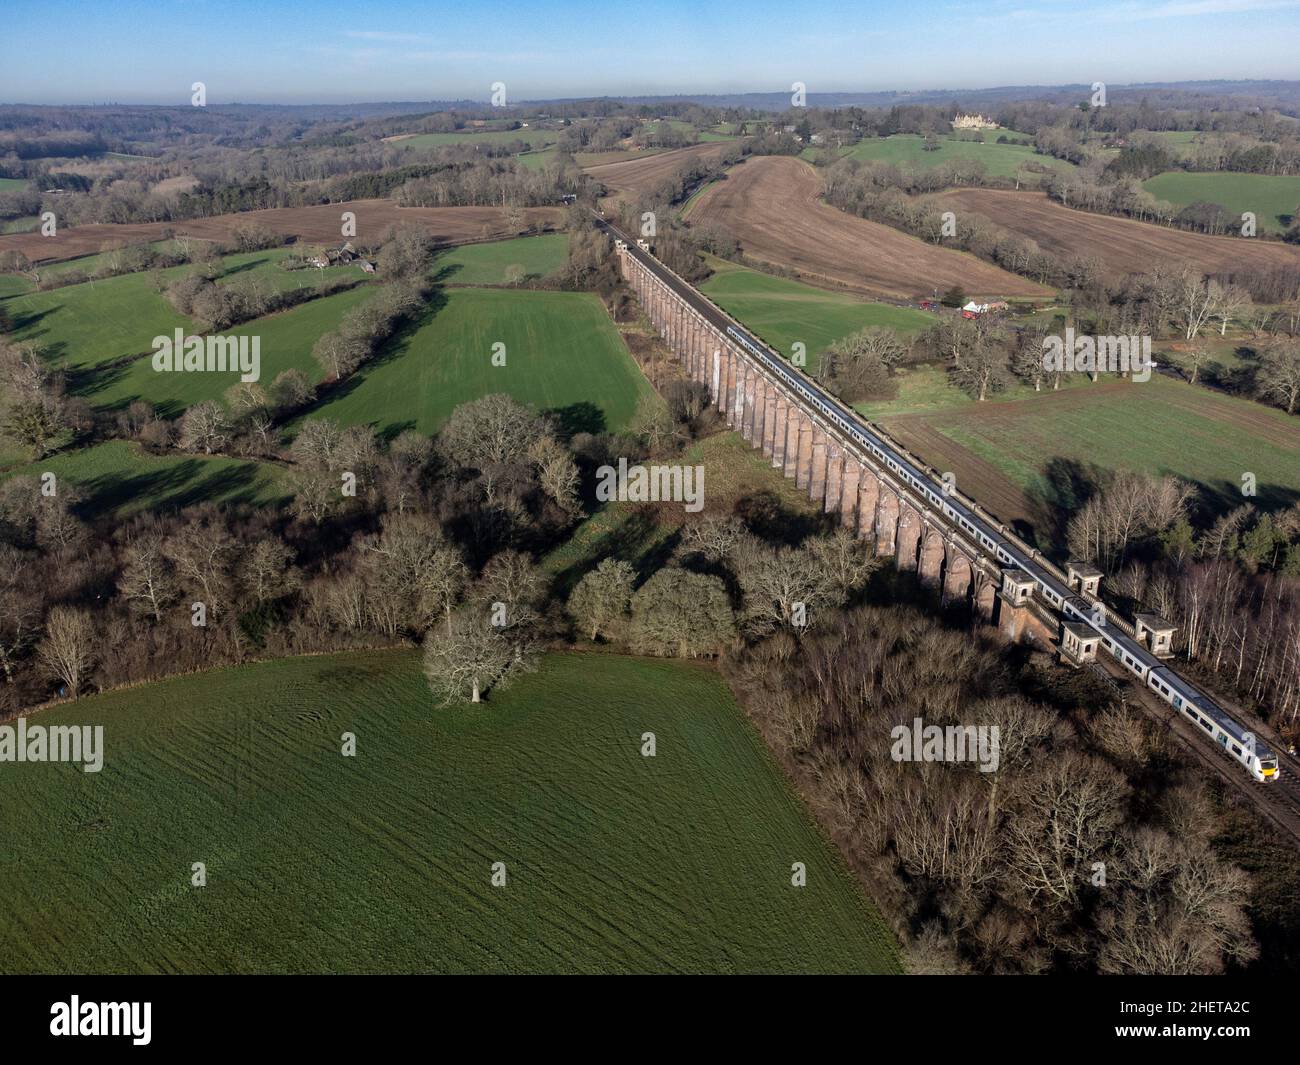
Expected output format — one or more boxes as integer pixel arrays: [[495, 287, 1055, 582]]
[[1, 0, 1298, 104]]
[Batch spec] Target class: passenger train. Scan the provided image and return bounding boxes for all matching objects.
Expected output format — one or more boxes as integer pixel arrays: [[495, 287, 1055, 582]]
[[712, 321, 1279, 783]]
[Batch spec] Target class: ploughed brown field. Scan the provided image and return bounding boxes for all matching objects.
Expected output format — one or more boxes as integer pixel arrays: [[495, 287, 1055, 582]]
[[934, 188, 1300, 278], [584, 143, 729, 205], [0, 200, 566, 264], [686, 156, 1051, 301]]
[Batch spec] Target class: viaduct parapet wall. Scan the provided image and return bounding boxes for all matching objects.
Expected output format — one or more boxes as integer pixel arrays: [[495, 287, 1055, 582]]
[[617, 243, 1058, 646]]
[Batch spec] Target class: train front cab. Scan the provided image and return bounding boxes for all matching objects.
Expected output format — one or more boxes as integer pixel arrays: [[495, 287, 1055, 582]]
[[1256, 752, 1279, 782]]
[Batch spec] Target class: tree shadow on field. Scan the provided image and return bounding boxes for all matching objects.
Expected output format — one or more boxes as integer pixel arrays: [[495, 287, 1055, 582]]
[[215, 257, 271, 280], [431, 262, 465, 285], [1022, 456, 1105, 554], [67, 359, 138, 406], [735, 488, 833, 546], [547, 401, 605, 441], [1198, 478, 1300, 523], [375, 420, 417, 445], [8, 306, 58, 333], [549, 508, 676, 600], [8, 307, 63, 360], [77, 460, 270, 519], [1219, 348, 1260, 399]]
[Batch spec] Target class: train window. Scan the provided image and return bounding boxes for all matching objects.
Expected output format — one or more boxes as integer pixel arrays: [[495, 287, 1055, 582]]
[[1231, 745, 1241, 756], [1200, 719, 1214, 733]]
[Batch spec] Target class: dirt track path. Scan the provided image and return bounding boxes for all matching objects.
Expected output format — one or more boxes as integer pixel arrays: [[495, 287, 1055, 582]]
[[686, 156, 1051, 301]]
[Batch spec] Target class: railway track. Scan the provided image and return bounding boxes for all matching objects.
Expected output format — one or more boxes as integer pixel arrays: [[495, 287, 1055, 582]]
[[1093, 642, 1300, 844], [602, 213, 1300, 845]]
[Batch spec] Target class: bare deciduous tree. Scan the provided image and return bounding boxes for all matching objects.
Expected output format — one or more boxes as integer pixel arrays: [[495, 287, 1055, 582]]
[[422, 607, 528, 705], [118, 533, 178, 622], [37, 605, 97, 697], [1256, 339, 1300, 415], [177, 401, 231, 455], [568, 558, 635, 641], [628, 568, 735, 658]]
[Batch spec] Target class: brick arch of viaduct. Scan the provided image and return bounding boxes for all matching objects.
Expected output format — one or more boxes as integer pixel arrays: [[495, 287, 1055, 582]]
[[621, 248, 996, 616]]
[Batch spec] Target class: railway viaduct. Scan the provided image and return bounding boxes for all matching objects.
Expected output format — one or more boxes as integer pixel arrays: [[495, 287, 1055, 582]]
[[616, 237, 1075, 649], [610, 227, 1300, 828]]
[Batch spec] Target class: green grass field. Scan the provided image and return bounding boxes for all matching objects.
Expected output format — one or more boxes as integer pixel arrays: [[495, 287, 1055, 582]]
[[516, 147, 558, 171], [307, 287, 652, 439], [699, 258, 936, 373], [0, 272, 33, 298], [1, 217, 39, 236], [4, 271, 194, 369], [1, 440, 287, 519], [1148, 131, 1202, 148], [857, 363, 1062, 419], [643, 120, 735, 144], [0, 176, 30, 190], [882, 372, 1300, 516], [0, 650, 900, 974], [827, 134, 1074, 179], [1142, 171, 1300, 234], [432, 234, 568, 286], [75, 284, 376, 416], [3, 247, 360, 371]]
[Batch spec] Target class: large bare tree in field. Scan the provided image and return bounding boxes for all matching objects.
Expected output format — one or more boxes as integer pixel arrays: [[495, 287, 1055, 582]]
[[1181, 337, 1212, 385], [37, 606, 97, 697], [1210, 284, 1251, 337], [951, 333, 1009, 402], [422, 607, 529, 705], [312, 331, 367, 381]]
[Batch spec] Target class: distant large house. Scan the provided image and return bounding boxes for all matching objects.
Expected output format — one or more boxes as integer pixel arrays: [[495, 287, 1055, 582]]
[[951, 113, 998, 130]]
